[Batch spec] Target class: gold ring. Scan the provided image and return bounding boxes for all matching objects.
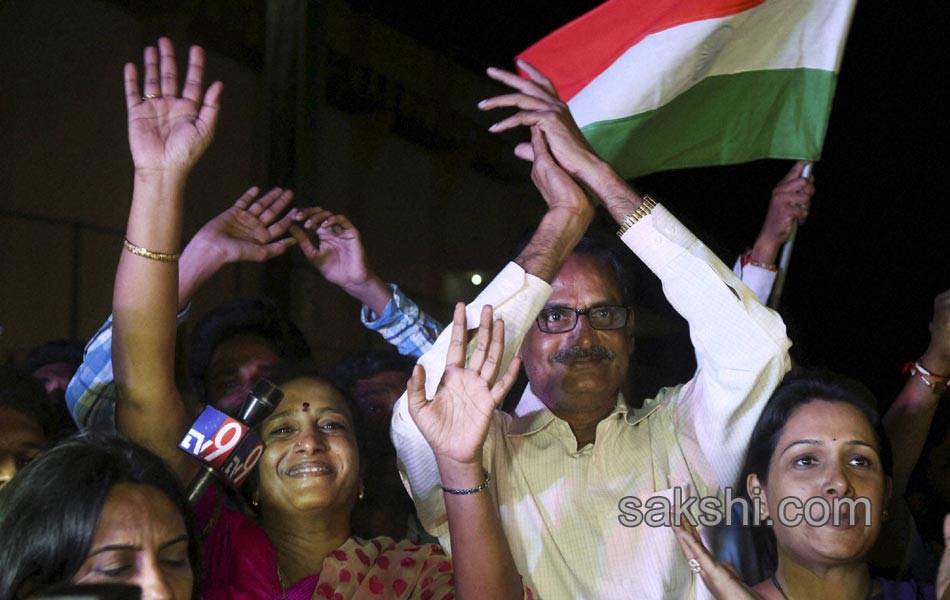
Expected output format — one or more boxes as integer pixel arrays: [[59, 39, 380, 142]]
[[142, 93, 160, 100]]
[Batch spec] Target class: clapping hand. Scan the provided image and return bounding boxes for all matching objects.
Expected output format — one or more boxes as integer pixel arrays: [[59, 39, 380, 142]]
[[407, 303, 521, 466], [124, 37, 223, 175]]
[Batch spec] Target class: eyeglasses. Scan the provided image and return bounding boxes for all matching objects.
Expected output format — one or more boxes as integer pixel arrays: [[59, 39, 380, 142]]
[[535, 305, 629, 334]]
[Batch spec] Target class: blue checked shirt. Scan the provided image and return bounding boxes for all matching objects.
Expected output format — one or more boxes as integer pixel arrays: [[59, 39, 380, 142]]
[[359, 284, 442, 358], [65, 306, 192, 432]]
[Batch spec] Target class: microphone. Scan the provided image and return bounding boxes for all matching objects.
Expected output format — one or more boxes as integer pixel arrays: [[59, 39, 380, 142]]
[[180, 378, 283, 505]]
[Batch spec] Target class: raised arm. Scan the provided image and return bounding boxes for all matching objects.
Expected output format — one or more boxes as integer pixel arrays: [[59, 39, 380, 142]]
[[407, 303, 526, 599], [735, 161, 815, 304], [113, 38, 221, 481], [391, 76, 595, 540], [66, 186, 299, 432], [883, 288, 950, 496], [481, 60, 790, 491], [288, 209, 443, 357]]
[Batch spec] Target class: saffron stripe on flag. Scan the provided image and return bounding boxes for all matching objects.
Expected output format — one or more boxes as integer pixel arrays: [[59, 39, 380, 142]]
[[568, 0, 856, 128], [517, 0, 764, 101]]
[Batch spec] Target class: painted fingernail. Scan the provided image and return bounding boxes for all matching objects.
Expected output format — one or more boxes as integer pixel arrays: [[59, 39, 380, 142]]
[[478, 99, 488, 107], [488, 123, 499, 131]]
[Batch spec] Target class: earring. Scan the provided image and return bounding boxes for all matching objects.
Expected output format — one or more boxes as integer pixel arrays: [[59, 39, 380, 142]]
[[358, 482, 365, 501]]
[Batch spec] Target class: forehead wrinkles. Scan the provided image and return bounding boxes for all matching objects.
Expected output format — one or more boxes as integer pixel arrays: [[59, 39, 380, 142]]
[[550, 255, 623, 307]]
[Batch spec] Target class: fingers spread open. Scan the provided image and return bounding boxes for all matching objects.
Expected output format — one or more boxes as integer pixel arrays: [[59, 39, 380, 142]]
[[446, 302, 468, 369], [158, 37, 178, 97]]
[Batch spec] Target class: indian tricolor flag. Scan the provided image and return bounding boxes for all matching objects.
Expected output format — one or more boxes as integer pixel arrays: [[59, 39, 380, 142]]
[[517, 0, 857, 178]]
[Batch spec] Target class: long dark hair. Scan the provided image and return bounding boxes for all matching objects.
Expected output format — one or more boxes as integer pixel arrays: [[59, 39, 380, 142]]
[[738, 369, 893, 576], [0, 435, 200, 600]]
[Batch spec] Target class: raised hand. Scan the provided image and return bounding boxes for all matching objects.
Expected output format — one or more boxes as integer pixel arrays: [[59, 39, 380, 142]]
[[751, 161, 815, 264], [673, 516, 763, 600], [124, 37, 223, 174], [479, 59, 600, 179], [288, 209, 374, 290], [407, 303, 521, 466], [189, 186, 299, 265]]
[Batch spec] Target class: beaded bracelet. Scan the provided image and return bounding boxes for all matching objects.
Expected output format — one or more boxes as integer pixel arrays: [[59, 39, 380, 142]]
[[440, 469, 492, 495]]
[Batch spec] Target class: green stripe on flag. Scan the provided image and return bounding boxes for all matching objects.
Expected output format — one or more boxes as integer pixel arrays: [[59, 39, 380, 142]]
[[582, 68, 837, 179]]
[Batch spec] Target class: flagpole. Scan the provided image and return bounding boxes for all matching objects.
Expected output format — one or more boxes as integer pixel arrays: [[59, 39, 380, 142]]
[[767, 162, 813, 310]]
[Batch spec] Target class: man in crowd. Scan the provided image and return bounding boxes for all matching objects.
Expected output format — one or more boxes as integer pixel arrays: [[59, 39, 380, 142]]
[[390, 62, 791, 599]]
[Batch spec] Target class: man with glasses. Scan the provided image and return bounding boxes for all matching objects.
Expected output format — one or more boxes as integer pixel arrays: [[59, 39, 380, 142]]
[[391, 63, 791, 600]]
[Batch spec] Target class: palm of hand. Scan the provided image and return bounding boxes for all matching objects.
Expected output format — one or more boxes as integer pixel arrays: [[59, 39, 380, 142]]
[[415, 367, 494, 464], [128, 98, 213, 171], [314, 231, 367, 287], [205, 207, 272, 261]]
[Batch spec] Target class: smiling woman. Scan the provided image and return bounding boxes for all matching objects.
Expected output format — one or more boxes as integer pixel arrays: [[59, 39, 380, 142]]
[[106, 37, 524, 600], [0, 436, 199, 600]]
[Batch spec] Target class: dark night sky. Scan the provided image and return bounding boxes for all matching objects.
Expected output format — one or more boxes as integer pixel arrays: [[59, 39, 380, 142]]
[[348, 1, 949, 404]]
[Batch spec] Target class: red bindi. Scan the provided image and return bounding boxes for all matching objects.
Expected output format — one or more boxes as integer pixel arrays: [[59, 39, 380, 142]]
[[302, 402, 310, 411]]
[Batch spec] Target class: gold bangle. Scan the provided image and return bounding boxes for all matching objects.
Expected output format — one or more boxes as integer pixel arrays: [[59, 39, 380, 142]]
[[123, 237, 180, 262], [616, 195, 657, 237]]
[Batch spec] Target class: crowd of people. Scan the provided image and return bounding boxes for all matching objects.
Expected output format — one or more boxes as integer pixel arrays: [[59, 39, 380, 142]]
[[1, 37, 948, 600]]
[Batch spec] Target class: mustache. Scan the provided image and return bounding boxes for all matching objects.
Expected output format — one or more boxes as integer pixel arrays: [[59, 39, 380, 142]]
[[549, 346, 615, 363]]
